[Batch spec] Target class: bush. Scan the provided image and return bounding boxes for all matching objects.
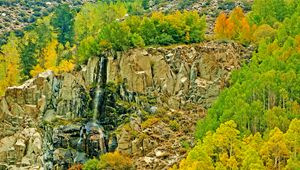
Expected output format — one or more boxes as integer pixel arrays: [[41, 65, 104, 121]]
[[83, 159, 99, 170], [130, 33, 145, 47], [99, 152, 133, 170], [141, 117, 160, 129], [158, 33, 175, 45]]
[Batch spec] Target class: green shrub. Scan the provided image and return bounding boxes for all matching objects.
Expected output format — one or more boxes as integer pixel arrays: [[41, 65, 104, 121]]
[[169, 120, 180, 131], [83, 159, 99, 170], [130, 33, 145, 47]]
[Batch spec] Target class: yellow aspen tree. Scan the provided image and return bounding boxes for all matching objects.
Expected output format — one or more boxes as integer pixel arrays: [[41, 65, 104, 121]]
[[1, 34, 21, 87], [44, 39, 59, 70], [56, 60, 74, 73], [30, 40, 58, 77], [260, 128, 289, 169], [229, 6, 245, 29], [30, 65, 44, 77]]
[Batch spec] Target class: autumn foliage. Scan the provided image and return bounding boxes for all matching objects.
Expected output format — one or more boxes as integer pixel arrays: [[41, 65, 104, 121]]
[[82, 151, 133, 170], [174, 119, 300, 170], [30, 40, 74, 77], [98, 151, 133, 169], [214, 7, 256, 43], [68, 164, 83, 170]]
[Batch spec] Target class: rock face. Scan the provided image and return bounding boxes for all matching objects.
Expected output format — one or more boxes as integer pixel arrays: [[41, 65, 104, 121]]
[[108, 42, 247, 109], [0, 42, 250, 169]]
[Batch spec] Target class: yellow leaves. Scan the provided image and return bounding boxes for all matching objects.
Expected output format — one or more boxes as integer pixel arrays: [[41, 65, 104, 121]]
[[165, 11, 185, 30], [30, 59, 74, 77], [30, 40, 58, 77], [284, 119, 300, 156], [44, 39, 58, 69], [242, 133, 263, 151], [253, 24, 276, 43], [0, 34, 21, 95], [99, 40, 112, 51], [260, 127, 290, 169], [219, 153, 239, 170], [125, 15, 142, 33], [30, 40, 74, 77], [56, 60, 74, 73], [152, 11, 165, 22], [177, 118, 300, 169], [98, 151, 133, 169], [30, 65, 44, 77], [241, 148, 265, 170], [1, 34, 20, 67], [176, 144, 214, 170]]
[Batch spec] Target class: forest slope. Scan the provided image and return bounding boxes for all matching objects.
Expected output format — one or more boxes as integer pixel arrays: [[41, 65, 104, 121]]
[[175, 0, 300, 169]]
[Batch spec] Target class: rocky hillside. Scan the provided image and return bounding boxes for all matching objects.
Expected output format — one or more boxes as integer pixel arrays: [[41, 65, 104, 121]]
[[0, 42, 251, 169], [151, 0, 252, 33], [0, 0, 252, 37], [0, 0, 96, 35]]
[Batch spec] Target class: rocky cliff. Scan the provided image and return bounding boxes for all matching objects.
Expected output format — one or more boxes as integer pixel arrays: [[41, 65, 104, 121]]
[[0, 42, 251, 169]]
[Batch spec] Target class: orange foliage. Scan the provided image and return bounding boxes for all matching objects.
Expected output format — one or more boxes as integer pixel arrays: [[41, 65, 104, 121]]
[[68, 164, 83, 170], [214, 12, 228, 39], [214, 7, 256, 43], [240, 18, 252, 42], [229, 6, 245, 29], [225, 16, 235, 39], [295, 35, 300, 52]]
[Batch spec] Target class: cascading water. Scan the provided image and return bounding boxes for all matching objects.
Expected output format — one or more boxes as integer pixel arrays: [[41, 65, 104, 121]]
[[93, 56, 108, 122], [93, 84, 101, 121], [76, 56, 109, 159], [91, 56, 108, 154]]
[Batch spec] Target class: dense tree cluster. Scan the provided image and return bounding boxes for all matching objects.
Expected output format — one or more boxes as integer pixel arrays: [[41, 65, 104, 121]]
[[0, 1, 206, 95], [75, 2, 206, 63], [174, 119, 300, 170], [0, 5, 76, 95], [177, 1, 300, 169], [249, 0, 298, 25], [214, 7, 255, 44], [199, 0, 300, 139]]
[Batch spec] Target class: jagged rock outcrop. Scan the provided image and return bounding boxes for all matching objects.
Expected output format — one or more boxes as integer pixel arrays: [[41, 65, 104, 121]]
[[108, 42, 249, 109], [0, 42, 251, 169], [0, 70, 90, 169]]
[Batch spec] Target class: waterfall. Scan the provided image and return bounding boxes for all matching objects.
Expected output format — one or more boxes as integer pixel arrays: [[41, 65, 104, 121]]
[[93, 87, 101, 121], [93, 56, 108, 122], [98, 128, 106, 153], [90, 55, 108, 155]]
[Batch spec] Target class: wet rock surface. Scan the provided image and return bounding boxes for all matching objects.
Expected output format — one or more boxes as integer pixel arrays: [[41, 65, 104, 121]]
[[0, 42, 251, 169]]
